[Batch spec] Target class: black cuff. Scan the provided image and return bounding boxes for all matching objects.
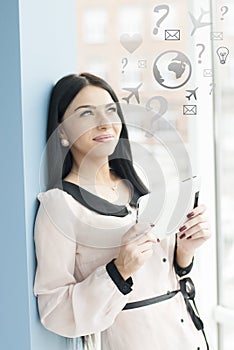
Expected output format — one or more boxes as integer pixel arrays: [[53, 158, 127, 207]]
[[106, 259, 133, 295], [174, 256, 194, 277]]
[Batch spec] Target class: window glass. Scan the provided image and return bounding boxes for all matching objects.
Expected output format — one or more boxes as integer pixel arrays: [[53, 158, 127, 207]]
[[83, 8, 108, 44], [211, 0, 234, 348], [76, 1, 234, 349]]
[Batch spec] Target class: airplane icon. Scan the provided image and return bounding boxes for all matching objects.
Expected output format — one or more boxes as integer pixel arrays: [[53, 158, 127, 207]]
[[186, 87, 198, 101], [189, 8, 211, 36], [122, 83, 143, 104]]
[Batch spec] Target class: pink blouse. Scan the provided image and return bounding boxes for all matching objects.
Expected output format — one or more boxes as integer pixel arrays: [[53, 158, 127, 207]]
[[33, 187, 206, 349]]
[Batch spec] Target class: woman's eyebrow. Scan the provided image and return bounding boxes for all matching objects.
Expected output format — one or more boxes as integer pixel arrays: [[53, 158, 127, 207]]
[[74, 102, 115, 112], [74, 105, 95, 112], [105, 102, 116, 108]]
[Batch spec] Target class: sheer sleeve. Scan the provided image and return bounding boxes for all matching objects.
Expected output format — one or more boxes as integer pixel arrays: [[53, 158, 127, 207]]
[[33, 191, 132, 338]]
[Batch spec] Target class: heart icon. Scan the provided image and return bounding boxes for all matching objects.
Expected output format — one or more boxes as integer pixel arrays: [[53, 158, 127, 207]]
[[120, 33, 143, 54]]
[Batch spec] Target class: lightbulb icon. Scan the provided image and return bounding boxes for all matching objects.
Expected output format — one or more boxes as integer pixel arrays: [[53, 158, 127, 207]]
[[216, 46, 229, 64]]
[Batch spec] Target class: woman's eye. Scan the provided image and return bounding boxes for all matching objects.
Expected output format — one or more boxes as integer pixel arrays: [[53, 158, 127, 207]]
[[107, 107, 117, 113], [80, 110, 94, 117]]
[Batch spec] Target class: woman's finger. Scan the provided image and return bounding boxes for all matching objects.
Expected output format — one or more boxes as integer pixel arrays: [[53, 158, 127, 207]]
[[186, 229, 211, 241], [179, 214, 208, 234], [139, 249, 154, 261], [186, 203, 207, 219], [136, 231, 158, 245], [122, 223, 152, 244], [179, 221, 210, 239], [136, 241, 154, 252]]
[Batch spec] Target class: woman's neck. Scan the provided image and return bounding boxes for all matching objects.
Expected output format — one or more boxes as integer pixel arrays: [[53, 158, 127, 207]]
[[70, 158, 115, 186], [66, 158, 130, 204]]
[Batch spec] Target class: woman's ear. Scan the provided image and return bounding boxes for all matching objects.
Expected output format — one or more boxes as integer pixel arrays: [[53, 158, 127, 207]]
[[58, 123, 70, 147], [58, 124, 70, 147], [58, 123, 67, 139]]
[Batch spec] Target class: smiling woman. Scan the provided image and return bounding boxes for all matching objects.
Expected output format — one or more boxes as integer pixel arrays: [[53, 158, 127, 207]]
[[45, 73, 147, 196], [59, 85, 122, 187], [33, 72, 211, 350]]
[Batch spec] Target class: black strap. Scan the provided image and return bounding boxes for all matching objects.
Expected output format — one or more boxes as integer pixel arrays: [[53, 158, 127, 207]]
[[122, 290, 179, 310], [179, 278, 210, 350], [122, 277, 209, 350]]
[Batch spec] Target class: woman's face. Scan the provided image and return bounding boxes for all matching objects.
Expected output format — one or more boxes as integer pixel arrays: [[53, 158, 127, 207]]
[[59, 85, 122, 160]]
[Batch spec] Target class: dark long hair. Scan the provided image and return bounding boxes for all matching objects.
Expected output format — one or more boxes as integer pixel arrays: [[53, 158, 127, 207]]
[[45, 72, 149, 196]]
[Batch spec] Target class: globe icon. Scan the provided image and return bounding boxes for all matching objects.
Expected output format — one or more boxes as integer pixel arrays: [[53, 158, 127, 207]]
[[153, 50, 192, 89]]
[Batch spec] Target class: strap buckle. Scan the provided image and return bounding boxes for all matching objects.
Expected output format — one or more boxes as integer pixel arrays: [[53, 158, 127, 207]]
[[179, 277, 195, 300]]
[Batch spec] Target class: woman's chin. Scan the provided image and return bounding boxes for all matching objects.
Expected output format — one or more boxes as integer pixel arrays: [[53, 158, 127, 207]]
[[87, 140, 119, 158]]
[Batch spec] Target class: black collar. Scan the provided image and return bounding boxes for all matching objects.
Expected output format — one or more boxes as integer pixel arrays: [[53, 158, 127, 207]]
[[59, 180, 140, 217]]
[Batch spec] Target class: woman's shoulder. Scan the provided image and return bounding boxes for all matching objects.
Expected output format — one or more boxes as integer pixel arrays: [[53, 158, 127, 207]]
[[37, 187, 65, 201], [36, 184, 91, 218], [37, 186, 74, 204], [36, 187, 79, 216], [34, 188, 79, 243], [35, 187, 80, 241]]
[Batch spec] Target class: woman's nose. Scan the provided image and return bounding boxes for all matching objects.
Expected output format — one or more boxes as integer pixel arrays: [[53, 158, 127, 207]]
[[96, 111, 112, 128]]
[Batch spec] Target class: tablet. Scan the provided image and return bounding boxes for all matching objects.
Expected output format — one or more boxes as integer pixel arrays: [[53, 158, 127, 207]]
[[136, 175, 201, 240]]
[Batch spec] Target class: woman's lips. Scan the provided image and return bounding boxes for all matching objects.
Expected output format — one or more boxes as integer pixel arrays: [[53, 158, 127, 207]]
[[93, 134, 115, 142]]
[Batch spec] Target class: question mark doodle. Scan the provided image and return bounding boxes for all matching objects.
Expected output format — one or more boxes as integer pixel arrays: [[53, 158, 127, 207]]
[[121, 58, 128, 73], [145, 96, 168, 137], [196, 43, 205, 64], [220, 6, 228, 20], [153, 5, 170, 35]]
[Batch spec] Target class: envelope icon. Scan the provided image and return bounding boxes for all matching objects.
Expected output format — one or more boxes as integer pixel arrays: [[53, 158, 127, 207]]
[[183, 105, 197, 115], [211, 32, 223, 40], [203, 69, 213, 77], [165, 29, 180, 40]]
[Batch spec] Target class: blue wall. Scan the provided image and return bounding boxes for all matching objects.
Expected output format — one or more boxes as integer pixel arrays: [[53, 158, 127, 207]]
[[0, 1, 78, 349]]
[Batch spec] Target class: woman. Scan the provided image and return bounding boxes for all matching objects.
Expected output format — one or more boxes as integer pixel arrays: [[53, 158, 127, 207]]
[[33, 73, 211, 350]]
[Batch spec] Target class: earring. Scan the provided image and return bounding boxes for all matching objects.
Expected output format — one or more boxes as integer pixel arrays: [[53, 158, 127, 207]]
[[61, 138, 70, 147]]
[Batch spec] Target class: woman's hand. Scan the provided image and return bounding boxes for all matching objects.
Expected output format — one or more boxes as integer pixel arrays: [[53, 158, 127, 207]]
[[114, 223, 158, 280], [176, 204, 212, 267]]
